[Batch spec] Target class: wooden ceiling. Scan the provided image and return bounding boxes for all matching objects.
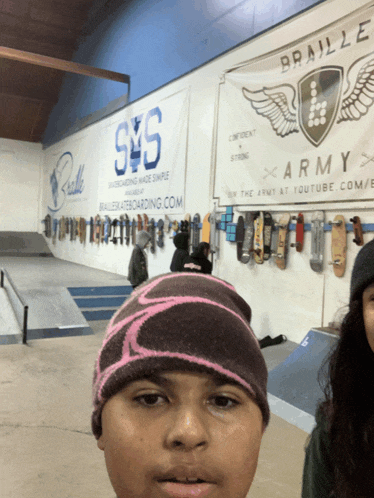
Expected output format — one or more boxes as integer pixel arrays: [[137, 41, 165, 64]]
[[0, 0, 100, 143]]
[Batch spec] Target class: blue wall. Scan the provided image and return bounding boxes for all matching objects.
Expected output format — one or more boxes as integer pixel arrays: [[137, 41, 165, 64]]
[[43, 0, 325, 146]]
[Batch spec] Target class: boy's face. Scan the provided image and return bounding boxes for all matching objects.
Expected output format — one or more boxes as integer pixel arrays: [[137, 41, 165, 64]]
[[98, 370, 263, 498]]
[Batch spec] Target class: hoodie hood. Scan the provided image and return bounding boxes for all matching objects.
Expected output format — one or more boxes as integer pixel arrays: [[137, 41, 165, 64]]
[[173, 232, 189, 250], [136, 230, 151, 249]]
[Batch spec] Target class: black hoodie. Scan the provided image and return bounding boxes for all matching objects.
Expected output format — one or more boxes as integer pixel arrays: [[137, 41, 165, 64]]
[[170, 232, 189, 272], [183, 245, 212, 274]]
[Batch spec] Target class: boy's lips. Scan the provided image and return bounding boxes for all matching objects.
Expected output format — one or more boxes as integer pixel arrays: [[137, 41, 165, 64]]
[[155, 464, 218, 498]]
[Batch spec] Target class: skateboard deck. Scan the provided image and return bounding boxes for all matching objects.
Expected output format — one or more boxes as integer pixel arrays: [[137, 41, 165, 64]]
[[236, 215, 245, 262], [119, 215, 124, 245], [95, 215, 101, 244], [143, 213, 149, 232], [330, 215, 347, 277], [263, 212, 273, 261], [210, 206, 219, 256], [181, 213, 190, 234], [104, 216, 111, 244], [89, 217, 94, 243], [165, 215, 171, 233], [192, 213, 201, 252], [132, 218, 136, 245], [65, 217, 69, 236], [43, 214, 52, 238], [171, 219, 179, 236], [291, 213, 304, 252], [241, 212, 254, 264], [52, 218, 58, 245], [79, 217, 86, 244], [350, 216, 364, 246], [125, 214, 130, 246], [275, 213, 290, 270], [69, 218, 74, 241], [157, 219, 164, 248], [137, 215, 143, 232], [253, 212, 264, 264], [202, 213, 211, 243], [310, 211, 324, 272], [111, 218, 119, 244], [149, 218, 156, 253]]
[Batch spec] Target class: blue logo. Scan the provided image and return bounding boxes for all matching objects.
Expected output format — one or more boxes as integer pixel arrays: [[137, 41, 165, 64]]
[[115, 106, 162, 176], [48, 152, 85, 212], [48, 152, 73, 212]]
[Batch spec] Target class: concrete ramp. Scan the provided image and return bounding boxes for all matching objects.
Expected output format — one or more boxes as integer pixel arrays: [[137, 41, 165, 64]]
[[0, 232, 52, 257], [267, 329, 338, 433]]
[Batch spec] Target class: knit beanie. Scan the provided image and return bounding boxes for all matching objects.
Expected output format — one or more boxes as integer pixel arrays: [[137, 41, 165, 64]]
[[136, 230, 151, 249], [92, 272, 269, 438], [350, 238, 374, 302]]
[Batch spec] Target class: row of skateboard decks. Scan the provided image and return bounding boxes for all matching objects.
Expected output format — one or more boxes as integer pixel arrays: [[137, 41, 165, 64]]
[[236, 211, 364, 277], [42, 210, 219, 255]]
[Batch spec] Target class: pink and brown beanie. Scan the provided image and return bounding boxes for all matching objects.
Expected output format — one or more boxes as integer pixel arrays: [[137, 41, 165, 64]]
[[91, 272, 269, 438]]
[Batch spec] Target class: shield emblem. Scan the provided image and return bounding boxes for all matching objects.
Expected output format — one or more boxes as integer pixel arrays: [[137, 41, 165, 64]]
[[298, 67, 343, 147]]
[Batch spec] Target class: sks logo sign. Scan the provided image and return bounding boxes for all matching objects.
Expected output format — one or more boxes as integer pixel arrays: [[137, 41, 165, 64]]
[[48, 152, 85, 212], [115, 106, 162, 176], [242, 53, 374, 147]]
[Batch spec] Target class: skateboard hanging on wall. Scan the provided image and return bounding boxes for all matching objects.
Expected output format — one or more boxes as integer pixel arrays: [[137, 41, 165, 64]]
[[241, 212, 254, 264], [125, 214, 130, 246], [350, 216, 364, 246], [275, 213, 290, 270], [253, 212, 264, 264], [310, 211, 324, 273], [236, 215, 245, 262], [171, 219, 180, 236], [143, 213, 149, 232], [210, 205, 219, 257], [263, 212, 273, 261], [79, 217, 86, 244], [202, 212, 211, 243], [119, 215, 124, 245], [149, 218, 156, 253], [52, 218, 58, 245], [43, 214, 52, 238], [111, 219, 119, 244], [329, 215, 347, 277], [191, 213, 201, 252], [290, 213, 304, 252], [137, 214, 143, 232], [95, 215, 101, 244], [165, 215, 171, 233], [132, 218, 137, 245], [89, 217, 94, 243], [157, 219, 165, 248]]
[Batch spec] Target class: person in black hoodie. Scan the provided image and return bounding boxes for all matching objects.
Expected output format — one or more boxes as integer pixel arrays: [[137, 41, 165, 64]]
[[170, 232, 189, 271], [183, 241, 212, 274]]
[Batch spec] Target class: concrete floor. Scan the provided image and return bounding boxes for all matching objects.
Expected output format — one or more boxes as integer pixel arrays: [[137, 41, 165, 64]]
[[0, 257, 310, 498]]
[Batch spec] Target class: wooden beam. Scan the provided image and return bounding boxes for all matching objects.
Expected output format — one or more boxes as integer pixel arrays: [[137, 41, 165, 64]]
[[0, 46, 129, 84]]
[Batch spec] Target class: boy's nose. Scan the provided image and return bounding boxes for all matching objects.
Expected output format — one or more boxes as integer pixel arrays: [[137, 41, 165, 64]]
[[165, 406, 209, 451]]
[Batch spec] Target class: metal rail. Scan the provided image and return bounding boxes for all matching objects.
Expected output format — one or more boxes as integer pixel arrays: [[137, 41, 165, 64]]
[[0, 268, 28, 344]]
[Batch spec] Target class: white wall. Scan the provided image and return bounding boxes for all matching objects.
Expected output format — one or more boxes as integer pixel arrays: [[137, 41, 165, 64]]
[[40, 0, 374, 343], [0, 138, 43, 232]]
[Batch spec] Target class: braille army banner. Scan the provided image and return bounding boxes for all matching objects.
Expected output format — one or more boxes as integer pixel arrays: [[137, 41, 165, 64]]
[[214, 1, 374, 206]]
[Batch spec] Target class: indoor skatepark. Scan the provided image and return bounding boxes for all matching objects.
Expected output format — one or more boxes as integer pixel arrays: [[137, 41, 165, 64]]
[[1, 0, 373, 497]]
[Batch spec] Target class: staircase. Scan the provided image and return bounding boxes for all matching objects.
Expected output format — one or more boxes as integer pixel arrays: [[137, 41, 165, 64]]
[[68, 285, 133, 321]]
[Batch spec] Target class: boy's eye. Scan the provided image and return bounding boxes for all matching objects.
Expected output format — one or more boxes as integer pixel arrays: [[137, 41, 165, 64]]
[[135, 393, 167, 406], [209, 395, 239, 409]]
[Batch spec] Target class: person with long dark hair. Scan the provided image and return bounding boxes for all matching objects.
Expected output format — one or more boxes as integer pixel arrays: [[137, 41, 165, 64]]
[[302, 239, 374, 498]]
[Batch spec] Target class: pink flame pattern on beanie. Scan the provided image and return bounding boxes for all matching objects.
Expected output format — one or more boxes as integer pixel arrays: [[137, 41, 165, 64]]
[[92, 272, 269, 438]]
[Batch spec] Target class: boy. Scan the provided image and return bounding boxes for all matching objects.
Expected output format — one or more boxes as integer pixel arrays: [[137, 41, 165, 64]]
[[92, 272, 270, 498]]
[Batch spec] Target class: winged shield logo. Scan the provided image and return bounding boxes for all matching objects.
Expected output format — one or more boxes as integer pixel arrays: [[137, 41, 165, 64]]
[[242, 53, 374, 147], [298, 67, 343, 147]]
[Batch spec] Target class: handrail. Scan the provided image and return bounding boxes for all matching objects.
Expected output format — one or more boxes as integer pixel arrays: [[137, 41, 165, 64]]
[[0, 268, 28, 344]]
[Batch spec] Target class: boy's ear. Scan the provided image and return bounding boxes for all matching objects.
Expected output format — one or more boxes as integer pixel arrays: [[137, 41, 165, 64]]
[[97, 435, 105, 451]]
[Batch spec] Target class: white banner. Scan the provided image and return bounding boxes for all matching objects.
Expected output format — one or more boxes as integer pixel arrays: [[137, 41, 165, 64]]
[[45, 89, 189, 216], [214, 2, 374, 207]]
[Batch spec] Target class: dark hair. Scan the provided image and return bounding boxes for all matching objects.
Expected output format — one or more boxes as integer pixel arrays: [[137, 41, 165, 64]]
[[319, 298, 374, 497]]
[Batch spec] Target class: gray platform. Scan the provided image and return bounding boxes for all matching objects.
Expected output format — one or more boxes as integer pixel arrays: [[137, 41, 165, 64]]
[[0, 232, 53, 257]]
